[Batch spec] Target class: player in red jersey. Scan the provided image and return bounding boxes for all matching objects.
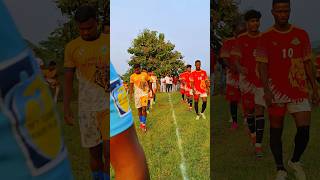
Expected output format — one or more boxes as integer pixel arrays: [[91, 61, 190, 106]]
[[220, 28, 243, 129], [190, 60, 209, 120], [184, 65, 193, 110], [256, 0, 319, 179], [179, 68, 187, 103], [231, 10, 266, 157]]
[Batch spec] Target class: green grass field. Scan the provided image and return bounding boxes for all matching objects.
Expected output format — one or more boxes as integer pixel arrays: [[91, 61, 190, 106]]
[[212, 95, 320, 180]]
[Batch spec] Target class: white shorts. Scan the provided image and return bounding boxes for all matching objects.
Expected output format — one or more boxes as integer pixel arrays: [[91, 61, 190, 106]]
[[254, 88, 266, 107], [78, 110, 103, 148], [287, 99, 311, 114], [134, 94, 148, 109]]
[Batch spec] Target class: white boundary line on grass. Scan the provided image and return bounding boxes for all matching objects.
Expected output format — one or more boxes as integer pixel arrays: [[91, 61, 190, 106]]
[[168, 93, 189, 180]]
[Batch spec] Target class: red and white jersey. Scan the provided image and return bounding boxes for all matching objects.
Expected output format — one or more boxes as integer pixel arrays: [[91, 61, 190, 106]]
[[220, 37, 239, 88], [190, 69, 208, 93], [256, 25, 312, 102], [231, 32, 263, 93]]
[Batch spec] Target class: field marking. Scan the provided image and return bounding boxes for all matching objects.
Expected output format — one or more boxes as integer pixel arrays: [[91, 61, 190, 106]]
[[168, 93, 189, 180]]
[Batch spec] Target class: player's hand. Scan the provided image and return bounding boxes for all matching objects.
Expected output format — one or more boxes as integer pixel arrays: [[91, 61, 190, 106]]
[[264, 88, 273, 107], [64, 106, 74, 126]]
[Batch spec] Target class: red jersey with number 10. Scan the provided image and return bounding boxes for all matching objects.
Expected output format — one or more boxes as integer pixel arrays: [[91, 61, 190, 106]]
[[256, 26, 312, 102], [190, 69, 208, 93]]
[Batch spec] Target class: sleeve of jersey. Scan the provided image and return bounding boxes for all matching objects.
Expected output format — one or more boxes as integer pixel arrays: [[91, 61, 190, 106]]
[[110, 63, 133, 138], [230, 39, 241, 58], [205, 71, 209, 80], [255, 36, 268, 63], [63, 43, 76, 68], [302, 31, 312, 62]]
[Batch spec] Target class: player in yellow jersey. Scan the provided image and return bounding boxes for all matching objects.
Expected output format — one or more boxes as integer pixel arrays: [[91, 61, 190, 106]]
[[130, 64, 153, 132], [63, 5, 108, 180]]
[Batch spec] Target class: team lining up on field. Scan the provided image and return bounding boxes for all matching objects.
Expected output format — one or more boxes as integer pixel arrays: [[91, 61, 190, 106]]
[[122, 60, 210, 132], [212, 0, 319, 179]]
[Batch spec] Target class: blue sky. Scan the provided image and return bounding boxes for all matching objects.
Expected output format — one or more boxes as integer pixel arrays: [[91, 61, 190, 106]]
[[3, 0, 65, 44], [111, 0, 210, 75]]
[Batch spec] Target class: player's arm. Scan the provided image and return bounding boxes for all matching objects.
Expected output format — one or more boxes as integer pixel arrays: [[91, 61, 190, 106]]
[[303, 33, 319, 104], [63, 44, 75, 126], [190, 75, 195, 92], [256, 42, 273, 106], [258, 62, 273, 106], [63, 68, 75, 125], [304, 60, 319, 104], [129, 82, 134, 100], [110, 126, 150, 180]]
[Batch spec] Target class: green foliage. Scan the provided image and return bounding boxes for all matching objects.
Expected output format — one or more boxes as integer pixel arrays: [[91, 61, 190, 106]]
[[211, 0, 241, 53], [123, 29, 185, 82], [29, 0, 108, 69]]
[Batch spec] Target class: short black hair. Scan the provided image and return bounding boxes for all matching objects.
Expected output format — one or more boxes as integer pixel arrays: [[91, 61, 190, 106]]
[[75, 5, 97, 23], [186, 64, 192, 68], [195, 60, 201, 64], [244, 10, 262, 21], [134, 64, 140, 69], [273, 0, 290, 5]]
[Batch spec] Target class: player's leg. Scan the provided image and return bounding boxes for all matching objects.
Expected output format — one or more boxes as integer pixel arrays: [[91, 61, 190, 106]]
[[200, 95, 207, 119], [229, 101, 238, 128], [141, 98, 148, 132], [97, 110, 109, 178], [194, 93, 200, 119], [268, 105, 286, 172], [89, 144, 105, 180], [287, 100, 311, 180], [110, 126, 150, 180], [255, 104, 265, 157], [54, 85, 60, 102]]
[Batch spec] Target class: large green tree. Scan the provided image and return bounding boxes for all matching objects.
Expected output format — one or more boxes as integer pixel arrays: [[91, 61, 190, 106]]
[[122, 29, 185, 82]]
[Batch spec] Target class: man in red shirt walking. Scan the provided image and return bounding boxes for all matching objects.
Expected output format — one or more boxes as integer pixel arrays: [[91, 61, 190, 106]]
[[231, 10, 266, 157], [257, 0, 319, 179], [190, 60, 209, 120]]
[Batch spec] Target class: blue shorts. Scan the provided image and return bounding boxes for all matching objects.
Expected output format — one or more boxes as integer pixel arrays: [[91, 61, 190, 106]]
[[110, 63, 133, 137]]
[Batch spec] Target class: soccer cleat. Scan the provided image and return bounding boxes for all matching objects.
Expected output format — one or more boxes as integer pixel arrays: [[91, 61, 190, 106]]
[[255, 146, 263, 158], [188, 106, 192, 111], [231, 122, 238, 130], [147, 110, 150, 114], [140, 123, 147, 132], [196, 115, 200, 120], [200, 113, 206, 119], [288, 160, 306, 180], [228, 117, 233, 123], [275, 170, 288, 180]]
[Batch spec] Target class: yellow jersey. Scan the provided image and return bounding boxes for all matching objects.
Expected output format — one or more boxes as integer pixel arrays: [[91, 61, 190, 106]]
[[64, 33, 109, 111]]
